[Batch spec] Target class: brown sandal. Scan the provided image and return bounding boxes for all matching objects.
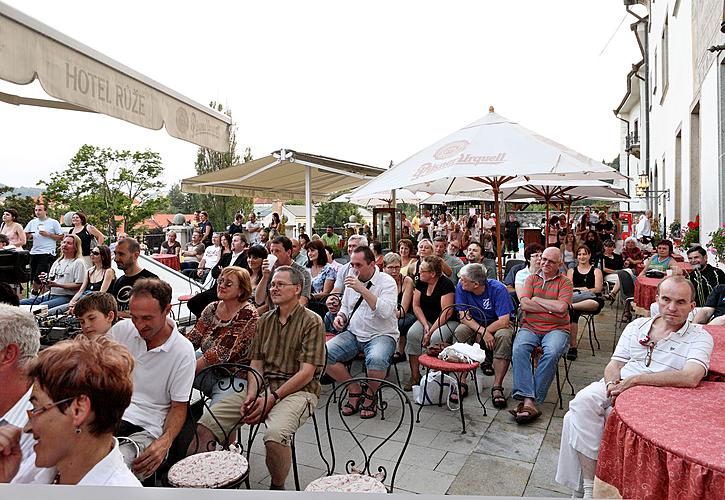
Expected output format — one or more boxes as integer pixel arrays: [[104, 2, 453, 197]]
[[513, 403, 541, 424]]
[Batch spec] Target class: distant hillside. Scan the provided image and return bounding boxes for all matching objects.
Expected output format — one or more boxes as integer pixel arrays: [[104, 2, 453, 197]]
[[0, 184, 43, 198]]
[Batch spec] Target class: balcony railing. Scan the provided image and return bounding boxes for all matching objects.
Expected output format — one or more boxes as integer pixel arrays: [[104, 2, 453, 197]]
[[625, 131, 640, 158]]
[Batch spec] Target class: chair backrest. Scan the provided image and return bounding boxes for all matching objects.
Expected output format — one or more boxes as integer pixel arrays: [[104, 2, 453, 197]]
[[439, 303, 489, 344], [505, 259, 525, 277], [616, 270, 635, 299], [189, 363, 266, 456], [324, 377, 413, 492]]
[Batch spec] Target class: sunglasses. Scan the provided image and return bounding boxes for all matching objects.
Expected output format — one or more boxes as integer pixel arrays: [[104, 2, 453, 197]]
[[90, 250, 101, 256]]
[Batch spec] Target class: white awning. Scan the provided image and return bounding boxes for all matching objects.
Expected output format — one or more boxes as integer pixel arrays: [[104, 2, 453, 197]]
[[0, 2, 231, 152]]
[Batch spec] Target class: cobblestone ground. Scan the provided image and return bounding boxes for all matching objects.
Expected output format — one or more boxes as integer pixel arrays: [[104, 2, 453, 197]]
[[245, 303, 621, 495]]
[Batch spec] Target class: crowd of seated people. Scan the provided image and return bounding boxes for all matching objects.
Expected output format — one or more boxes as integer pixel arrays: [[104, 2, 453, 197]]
[[1, 204, 723, 493]]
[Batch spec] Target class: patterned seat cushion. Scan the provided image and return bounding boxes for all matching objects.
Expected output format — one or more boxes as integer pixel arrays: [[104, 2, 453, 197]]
[[167, 450, 249, 488], [305, 473, 387, 493]]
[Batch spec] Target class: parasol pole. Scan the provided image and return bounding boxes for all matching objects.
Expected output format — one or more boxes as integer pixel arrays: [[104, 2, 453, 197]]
[[493, 180, 503, 280]]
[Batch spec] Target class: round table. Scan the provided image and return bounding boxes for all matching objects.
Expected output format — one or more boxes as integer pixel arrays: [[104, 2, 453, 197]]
[[595, 383, 725, 499], [633, 276, 661, 310], [151, 253, 181, 271], [704, 325, 725, 382]]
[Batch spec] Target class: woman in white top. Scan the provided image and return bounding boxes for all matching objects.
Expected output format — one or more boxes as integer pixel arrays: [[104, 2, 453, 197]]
[[0, 336, 140, 486], [514, 243, 545, 300], [0, 208, 26, 248], [195, 232, 223, 281]]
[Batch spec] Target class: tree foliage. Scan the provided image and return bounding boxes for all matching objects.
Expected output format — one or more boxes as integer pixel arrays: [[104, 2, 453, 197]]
[[313, 202, 362, 233], [39, 145, 166, 237], [0, 191, 37, 229], [181, 103, 254, 231]]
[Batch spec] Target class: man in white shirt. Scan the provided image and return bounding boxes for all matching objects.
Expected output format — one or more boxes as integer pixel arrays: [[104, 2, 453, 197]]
[[109, 279, 195, 479], [23, 202, 64, 295], [555, 277, 713, 498], [0, 305, 41, 483], [324, 235, 368, 316], [635, 209, 653, 246], [326, 246, 398, 419], [246, 212, 263, 245]]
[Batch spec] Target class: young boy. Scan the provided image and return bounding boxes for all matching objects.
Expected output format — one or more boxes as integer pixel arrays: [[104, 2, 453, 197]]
[[73, 292, 118, 339]]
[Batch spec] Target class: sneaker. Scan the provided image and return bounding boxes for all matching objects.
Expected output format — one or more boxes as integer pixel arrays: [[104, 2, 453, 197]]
[[566, 347, 578, 361]]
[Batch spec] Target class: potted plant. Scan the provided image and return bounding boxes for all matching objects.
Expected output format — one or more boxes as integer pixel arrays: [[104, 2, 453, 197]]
[[678, 215, 700, 251], [707, 223, 725, 264]]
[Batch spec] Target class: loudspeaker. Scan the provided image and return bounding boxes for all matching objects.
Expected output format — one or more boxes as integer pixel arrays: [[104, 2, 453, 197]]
[[0, 250, 31, 284]]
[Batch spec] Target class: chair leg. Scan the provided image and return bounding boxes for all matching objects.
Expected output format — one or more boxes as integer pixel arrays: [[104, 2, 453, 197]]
[[453, 372, 467, 434], [586, 316, 595, 357], [555, 363, 563, 410], [415, 367, 431, 423], [563, 357, 575, 396], [291, 435, 301, 491], [470, 370, 486, 417]]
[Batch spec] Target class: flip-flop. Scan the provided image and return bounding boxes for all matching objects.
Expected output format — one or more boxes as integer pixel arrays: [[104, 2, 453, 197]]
[[514, 404, 542, 424]]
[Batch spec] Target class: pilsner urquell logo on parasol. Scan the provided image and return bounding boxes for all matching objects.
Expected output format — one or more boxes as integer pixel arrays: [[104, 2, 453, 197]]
[[412, 141, 506, 179]]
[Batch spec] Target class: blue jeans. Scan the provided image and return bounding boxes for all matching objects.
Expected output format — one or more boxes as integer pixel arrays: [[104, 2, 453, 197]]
[[19, 294, 72, 315], [511, 328, 569, 404], [326, 330, 396, 372]]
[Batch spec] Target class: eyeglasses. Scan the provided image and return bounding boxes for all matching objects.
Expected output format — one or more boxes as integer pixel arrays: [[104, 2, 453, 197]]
[[419, 268, 432, 274], [26, 397, 76, 420], [90, 250, 101, 256], [269, 282, 296, 289], [539, 257, 556, 264], [385, 265, 401, 271], [639, 334, 656, 367], [217, 280, 238, 288]]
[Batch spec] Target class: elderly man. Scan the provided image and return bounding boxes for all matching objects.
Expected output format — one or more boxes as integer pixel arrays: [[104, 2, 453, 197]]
[[192, 265, 325, 490], [110, 279, 195, 479], [694, 284, 725, 325], [291, 237, 308, 267], [0, 305, 42, 483], [255, 236, 311, 313], [510, 247, 572, 423], [246, 212, 262, 246], [556, 277, 713, 498], [434, 236, 463, 284], [326, 246, 398, 419], [454, 264, 514, 407], [180, 230, 205, 272], [111, 237, 158, 316], [636, 209, 653, 246], [687, 245, 725, 307]]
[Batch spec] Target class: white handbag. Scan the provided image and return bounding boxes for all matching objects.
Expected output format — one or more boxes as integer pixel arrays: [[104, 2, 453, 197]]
[[412, 370, 459, 410]]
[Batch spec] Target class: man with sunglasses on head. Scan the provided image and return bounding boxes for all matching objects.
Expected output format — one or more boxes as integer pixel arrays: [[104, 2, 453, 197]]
[[555, 276, 713, 499]]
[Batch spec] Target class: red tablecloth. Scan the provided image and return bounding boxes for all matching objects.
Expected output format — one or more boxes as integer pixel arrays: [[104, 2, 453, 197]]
[[679, 261, 693, 273], [634, 276, 661, 310], [704, 325, 725, 382], [151, 253, 180, 271], [596, 383, 725, 499]]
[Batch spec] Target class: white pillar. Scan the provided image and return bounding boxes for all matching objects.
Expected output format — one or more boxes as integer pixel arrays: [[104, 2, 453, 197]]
[[305, 165, 313, 234]]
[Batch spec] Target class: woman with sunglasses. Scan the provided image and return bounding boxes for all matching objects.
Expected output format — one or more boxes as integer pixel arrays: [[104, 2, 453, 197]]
[[183, 266, 258, 405], [0, 336, 139, 486], [68, 245, 115, 313]]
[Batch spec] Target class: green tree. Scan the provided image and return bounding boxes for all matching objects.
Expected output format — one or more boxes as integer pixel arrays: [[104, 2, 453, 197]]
[[0, 192, 37, 230], [39, 145, 166, 238], [167, 182, 196, 214], [187, 103, 253, 231], [313, 202, 362, 232]]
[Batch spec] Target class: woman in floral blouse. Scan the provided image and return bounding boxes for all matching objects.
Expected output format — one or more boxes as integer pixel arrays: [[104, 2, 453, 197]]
[[184, 266, 259, 405]]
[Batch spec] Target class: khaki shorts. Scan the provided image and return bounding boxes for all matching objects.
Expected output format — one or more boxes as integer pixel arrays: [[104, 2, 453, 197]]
[[453, 324, 514, 360], [198, 389, 318, 448]]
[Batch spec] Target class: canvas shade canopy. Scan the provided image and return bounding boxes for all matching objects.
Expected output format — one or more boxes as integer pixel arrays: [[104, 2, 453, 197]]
[[350, 107, 628, 277], [181, 149, 386, 231], [331, 188, 426, 207], [0, 2, 231, 152]]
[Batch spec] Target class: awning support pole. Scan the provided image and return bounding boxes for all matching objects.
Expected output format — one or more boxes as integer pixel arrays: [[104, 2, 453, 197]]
[[305, 166, 312, 234]]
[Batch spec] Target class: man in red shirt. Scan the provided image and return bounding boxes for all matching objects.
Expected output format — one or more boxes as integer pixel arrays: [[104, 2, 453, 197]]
[[510, 247, 573, 423]]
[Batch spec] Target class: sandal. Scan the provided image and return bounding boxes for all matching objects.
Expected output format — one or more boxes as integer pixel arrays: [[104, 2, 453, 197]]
[[480, 361, 495, 376], [392, 352, 407, 364], [449, 382, 469, 403], [566, 347, 578, 361], [491, 386, 507, 409], [359, 392, 377, 419], [342, 391, 363, 416], [508, 402, 541, 423]]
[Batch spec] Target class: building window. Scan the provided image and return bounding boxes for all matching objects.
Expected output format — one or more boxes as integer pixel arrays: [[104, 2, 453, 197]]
[[652, 48, 658, 96], [661, 19, 669, 101]]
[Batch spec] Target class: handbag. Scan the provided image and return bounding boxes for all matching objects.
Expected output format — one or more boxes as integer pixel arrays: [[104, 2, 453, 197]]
[[426, 342, 450, 358], [412, 370, 459, 410]]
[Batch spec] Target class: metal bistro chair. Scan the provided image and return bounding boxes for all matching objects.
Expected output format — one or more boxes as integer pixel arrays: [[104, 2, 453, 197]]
[[530, 345, 574, 410], [614, 270, 637, 349], [167, 363, 266, 490], [305, 377, 413, 493], [415, 303, 487, 434]]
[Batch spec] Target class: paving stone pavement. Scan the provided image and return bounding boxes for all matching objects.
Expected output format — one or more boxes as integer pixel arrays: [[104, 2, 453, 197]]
[[244, 303, 620, 495]]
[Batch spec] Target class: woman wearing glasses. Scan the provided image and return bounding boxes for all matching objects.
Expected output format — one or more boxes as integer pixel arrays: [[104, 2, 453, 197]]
[[183, 266, 259, 405], [68, 245, 115, 313], [0, 336, 139, 486]]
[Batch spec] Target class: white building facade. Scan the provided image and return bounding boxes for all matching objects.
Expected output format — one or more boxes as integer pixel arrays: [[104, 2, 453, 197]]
[[615, 0, 725, 251]]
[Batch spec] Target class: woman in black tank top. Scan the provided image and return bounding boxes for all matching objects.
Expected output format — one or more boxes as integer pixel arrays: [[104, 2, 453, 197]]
[[565, 245, 604, 360], [69, 212, 105, 260]]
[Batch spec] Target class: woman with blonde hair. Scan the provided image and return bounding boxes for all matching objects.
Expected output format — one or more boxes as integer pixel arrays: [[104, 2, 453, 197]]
[[184, 266, 259, 404], [19, 234, 85, 315], [0, 335, 139, 486]]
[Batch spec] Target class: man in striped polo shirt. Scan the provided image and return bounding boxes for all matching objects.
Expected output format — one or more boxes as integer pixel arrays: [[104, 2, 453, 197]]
[[510, 246, 573, 423]]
